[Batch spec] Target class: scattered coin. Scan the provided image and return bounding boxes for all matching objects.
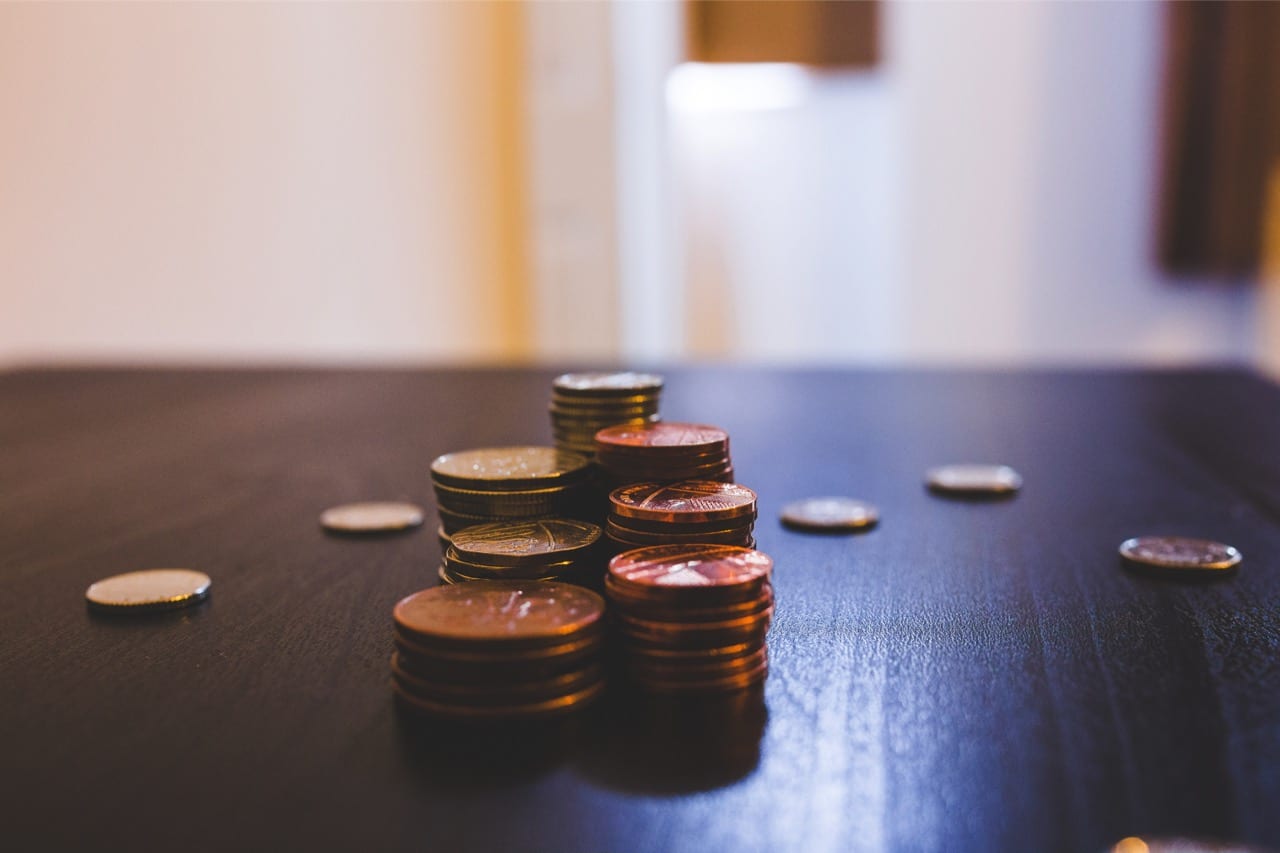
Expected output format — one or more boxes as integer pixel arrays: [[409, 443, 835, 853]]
[[780, 497, 879, 532], [85, 569, 212, 614], [926, 464, 1022, 496], [320, 501, 425, 534], [1119, 536, 1242, 577]]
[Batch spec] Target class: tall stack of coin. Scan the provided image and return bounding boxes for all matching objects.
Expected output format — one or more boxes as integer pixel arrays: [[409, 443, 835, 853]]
[[550, 372, 664, 457], [440, 519, 604, 586], [430, 447, 593, 543], [606, 544, 773, 694], [605, 481, 757, 553], [594, 423, 733, 489], [392, 581, 607, 720]]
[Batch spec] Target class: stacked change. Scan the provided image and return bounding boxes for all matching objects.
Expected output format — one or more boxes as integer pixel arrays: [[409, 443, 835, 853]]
[[439, 519, 604, 586], [606, 544, 773, 694], [392, 581, 607, 720], [550, 372, 664, 457], [595, 423, 734, 489], [606, 480, 757, 554], [429, 446, 593, 551]]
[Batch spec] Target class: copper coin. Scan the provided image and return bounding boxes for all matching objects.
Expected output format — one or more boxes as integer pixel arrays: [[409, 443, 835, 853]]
[[630, 656, 768, 694], [606, 576, 773, 621], [606, 510, 758, 535], [595, 423, 728, 455], [628, 645, 768, 681], [780, 497, 879, 532], [615, 604, 774, 638], [451, 519, 601, 567], [1119, 536, 1242, 576], [391, 653, 603, 703], [610, 480, 756, 524], [609, 544, 772, 603], [393, 581, 604, 650], [85, 569, 212, 613], [430, 446, 591, 491], [606, 522, 755, 549], [394, 625, 603, 667], [393, 678, 605, 720], [552, 371, 664, 396], [926, 464, 1022, 496], [319, 501, 425, 534]]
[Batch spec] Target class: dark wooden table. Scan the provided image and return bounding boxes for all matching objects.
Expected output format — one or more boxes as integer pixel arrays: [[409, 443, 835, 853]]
[[2, 367, 1278, 853]]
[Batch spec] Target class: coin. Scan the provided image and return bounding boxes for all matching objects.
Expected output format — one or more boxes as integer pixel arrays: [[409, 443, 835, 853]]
[[595, 423, 728, 455], [926, 464, 1023, 496], [320, 501, 425, 534], [553, 371, 664, 396], [630, 656, 768, 694], [608, 544, 773, 604], [780, 497, 879, 532], [391, 653, 603, 705], [611, 481, 757, 524], [430, 446, 591, 491], [451, 519, 601, 567], [393, 581, 605, 650], [1119, 536, 1242, 576], [85, 569, 212, 613], [393, 678, 605, 720]]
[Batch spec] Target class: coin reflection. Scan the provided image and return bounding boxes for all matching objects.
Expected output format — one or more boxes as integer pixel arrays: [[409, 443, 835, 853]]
[[574, 684, 768, 794]]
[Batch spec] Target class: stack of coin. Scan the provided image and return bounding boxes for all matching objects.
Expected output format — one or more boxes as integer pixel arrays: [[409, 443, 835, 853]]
[[594, 423, 733, 488], [439, 518, 604, 586], [430, 446, 593, 535], [392, 581, 607, 720], [606, 544, 773, 694], [605, 481, 757, 553], [550, 372, 664, 457]]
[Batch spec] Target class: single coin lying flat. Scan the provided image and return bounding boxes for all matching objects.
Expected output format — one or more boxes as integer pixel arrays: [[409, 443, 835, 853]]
[[1119, 536, 1241, 578], [86, 569, 211, 614], [320, 502, 425, 534], [926, 464, 1022, 497], [780, 497, 879, 532]]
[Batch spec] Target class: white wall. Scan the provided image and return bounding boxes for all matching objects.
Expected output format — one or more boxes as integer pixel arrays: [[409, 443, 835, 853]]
[[668, 0, 1261, 366], [0, 1, 527, 366]]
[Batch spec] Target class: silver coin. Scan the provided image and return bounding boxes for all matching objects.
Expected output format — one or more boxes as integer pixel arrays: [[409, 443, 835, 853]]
[[1119, 536, 1241, 574], [926, 464, 1022, 496], [552, 371, 664, 395], [86, 569, 211, 613], [780, 497, 879, 532], [320, 501, 425, 533]]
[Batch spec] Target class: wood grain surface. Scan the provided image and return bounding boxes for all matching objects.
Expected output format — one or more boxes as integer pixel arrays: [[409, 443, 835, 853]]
[[1, 367, 1278, 853]]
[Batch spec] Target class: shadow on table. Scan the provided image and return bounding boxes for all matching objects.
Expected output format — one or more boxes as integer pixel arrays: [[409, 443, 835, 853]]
[[392, 700, 584, 791], [572, 685, 768, 795]]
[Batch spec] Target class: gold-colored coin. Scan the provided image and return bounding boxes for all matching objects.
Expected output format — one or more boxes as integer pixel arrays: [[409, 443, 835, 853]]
[[780, 497, 879, 532], [445, 548, 582, 580], [85, 569, 212, 613], [450, 519, 601, 567], [926, 464, 1022, 496], [430, 446, 591, 491], [319, 501, 425, 534], [393, 581, 605, 650], [1119, 536, 1242, 577]]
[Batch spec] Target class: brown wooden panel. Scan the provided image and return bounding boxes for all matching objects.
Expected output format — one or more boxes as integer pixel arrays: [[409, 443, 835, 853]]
[[686, 0, 878, 67], [1158, 0, 1280, 278]]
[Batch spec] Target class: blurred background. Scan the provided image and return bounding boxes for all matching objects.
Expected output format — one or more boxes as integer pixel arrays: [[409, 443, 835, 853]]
[[2, 0, 1279, 374]]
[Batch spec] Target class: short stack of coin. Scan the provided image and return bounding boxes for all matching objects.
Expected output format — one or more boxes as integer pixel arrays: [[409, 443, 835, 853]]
[[439, 518, 604, 586], [430, 446, 594, 538], [392, 581, 607, 720], [595, 422, 734, 489], [606, 544, 773, 694], [605, 480, 757, 553], [550, 372, 664, 457]]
